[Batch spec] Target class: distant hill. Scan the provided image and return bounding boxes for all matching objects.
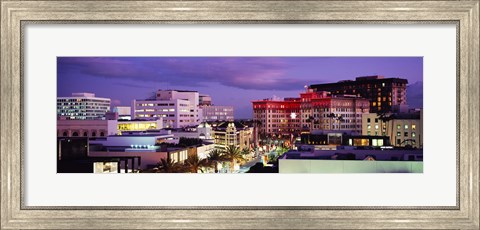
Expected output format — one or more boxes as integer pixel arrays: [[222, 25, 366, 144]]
[[407, 81, 423, 109]]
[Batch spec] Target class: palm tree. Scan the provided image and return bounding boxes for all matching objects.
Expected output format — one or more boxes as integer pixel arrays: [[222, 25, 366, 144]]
[[183, 153, 209, 173], [156, 158, 185, 173], [207, 149, 225, 173], [222, 145, 246, 173], [327, 113, 336, 130], [241, 147, 251, 160]]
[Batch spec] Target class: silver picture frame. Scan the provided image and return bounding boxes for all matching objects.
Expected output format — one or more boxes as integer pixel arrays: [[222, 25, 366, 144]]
[[1, 1, 478, 229]]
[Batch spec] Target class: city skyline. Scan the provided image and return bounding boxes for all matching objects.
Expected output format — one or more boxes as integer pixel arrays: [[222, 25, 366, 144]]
[[57, 57, 423, 119]]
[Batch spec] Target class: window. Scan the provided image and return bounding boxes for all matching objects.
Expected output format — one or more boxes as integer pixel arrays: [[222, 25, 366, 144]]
[[404, 124, 409, 129], [412, 132, 416, 138], [83, 132, 88, 137], [412, 124, 416, 130], [374, 118, 378, 123], [397, 125, 401, 130], [396, 139, 401, 145], [63, 132, 68, 137], [72, 132, 78, 136], [367, 124, 371, 129], [397, 132, 401, 136], [367, 118, 371, 122], [375, 124, 379, 130], [404, 132, 408, 137]]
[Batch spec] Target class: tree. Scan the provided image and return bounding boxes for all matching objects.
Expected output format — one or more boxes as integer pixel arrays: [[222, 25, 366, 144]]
[[156, 158, 185, 173], [241, 147, 251, 159], [183, 153, 209, 173], [206, 149, 225, 173], [222, 145, 246, 173]]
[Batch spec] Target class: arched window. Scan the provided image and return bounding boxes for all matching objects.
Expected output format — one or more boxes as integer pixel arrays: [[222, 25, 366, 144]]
[[72, 132, 79, 137], [83, 132, 88, 137], [62, 132, 68, 137], [100, 132, 105, 137], [92, 132, 96, 137]]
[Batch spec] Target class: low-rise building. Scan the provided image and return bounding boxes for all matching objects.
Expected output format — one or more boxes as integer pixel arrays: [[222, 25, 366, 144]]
[[362, 110, 423, 148], [213, 121, 253, 150], [113, 106, 132, 120], [278, 149, 423, 173], [57, 119, 163, 137]]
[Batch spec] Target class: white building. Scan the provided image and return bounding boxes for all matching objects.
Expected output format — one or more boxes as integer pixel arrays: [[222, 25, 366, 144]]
[[57, 93, 110, 120], [113, 106, 132, 120], [57, 119, 163, 137], [200, 105, 234, 122], [132, 90, 200, 128]]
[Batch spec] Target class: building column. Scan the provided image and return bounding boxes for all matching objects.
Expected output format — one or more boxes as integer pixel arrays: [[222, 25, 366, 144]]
[[124, 159, 128, 173], [131, 158, 135, 173]]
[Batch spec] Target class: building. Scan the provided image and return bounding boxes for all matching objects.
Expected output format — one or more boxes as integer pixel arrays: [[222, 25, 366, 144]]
[[213, 121, 253, 151], [310, 75, 408, 113], [113, 106, 132, 120], [132, 90, 200, 128], [299, 131, 390, 147], [170, 122, 214, 143], [252, 90, 369, 136], [57, 119, 163, 138], [278, 149, 423, 173], [252, 97, 302, 136], [57, 137, 140, 173], [57, 93, 111, 120], [299, 90, 369, 134], [57, 119, 110, 137], [199, 94, 212, 106], [362, 111, 423, 148], [200, 105, 234, 122]]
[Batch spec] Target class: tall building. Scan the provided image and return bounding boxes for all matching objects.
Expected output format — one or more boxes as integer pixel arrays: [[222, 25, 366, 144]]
[[362, 111, 423, 148], [57, 93, 111, 120], [299, 90, 369, 134], [132, 90, 200, 128], [252, 90, 369, 136], [252, 98, 301, 136], [309, 75, 408, 113], [200, 105, 234, 122]]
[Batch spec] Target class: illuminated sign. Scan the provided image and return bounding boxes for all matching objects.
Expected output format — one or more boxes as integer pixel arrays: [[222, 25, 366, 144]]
[[290, 112, 297, 119]]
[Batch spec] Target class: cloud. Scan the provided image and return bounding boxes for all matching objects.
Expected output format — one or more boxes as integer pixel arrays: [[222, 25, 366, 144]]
[[57, 57, 307, 91]]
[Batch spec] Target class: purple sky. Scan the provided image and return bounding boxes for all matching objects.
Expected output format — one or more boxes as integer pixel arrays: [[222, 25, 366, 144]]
[[57, 57, 423, 119]]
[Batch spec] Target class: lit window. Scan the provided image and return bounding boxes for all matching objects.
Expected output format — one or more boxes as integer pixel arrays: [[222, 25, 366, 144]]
[[405, 124, 409, 129], [375, 124, 379, 129], [397, 125, 401, 129], [367, 124, 371, 129], [412, 124, 416, 130], [397, 132, 401, 136], [412, 132, 416, 138]]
